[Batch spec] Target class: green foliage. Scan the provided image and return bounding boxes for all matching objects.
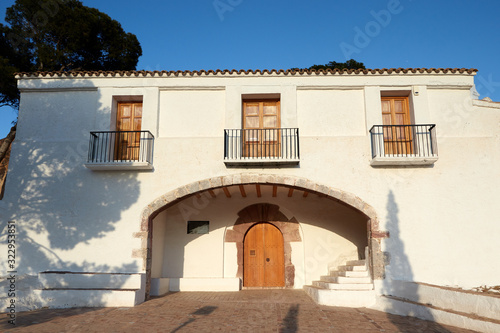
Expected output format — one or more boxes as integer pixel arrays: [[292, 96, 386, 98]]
[[0, 23, 27, 109], [306, 59, 366, 71], [0, 0, 142, 108]]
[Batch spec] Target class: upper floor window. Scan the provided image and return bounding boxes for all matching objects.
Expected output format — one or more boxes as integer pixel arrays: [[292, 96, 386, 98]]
[[117, 102, 143, 132], [243, 100, 280, 130], [115, 102, 143, 161], [224, 95, 299, 166], [85, 97, 154, 171], [242, 99, 281, 158], [381, 96, 412, 155], [370, 94, 438, 166]]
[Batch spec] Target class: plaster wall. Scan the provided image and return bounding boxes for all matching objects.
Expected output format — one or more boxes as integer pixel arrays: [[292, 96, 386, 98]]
[[1, 72, 499, 294], [376, 88, 500, 289], [297, 89, 366, 136], [159, 90, 225, 138]]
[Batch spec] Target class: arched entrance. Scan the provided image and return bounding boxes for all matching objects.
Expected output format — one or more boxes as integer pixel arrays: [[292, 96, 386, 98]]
[[244, 223, 285, 287], [136, 173, 389, 299], [224, 203, 301, 288]]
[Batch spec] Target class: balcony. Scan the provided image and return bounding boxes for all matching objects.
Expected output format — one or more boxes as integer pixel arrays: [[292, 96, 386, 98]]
[[84, 131, 154, 170], [369, 124, 438, 166], [224, 128, 300, 167]]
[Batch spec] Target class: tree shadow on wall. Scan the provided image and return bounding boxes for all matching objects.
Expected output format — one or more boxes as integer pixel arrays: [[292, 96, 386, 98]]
[[0, 78, 145, 321], [382, 190, 452, 332], [0, 226, 141, 329], [0, 78, 143, 266], [2, 143, 142, 254]]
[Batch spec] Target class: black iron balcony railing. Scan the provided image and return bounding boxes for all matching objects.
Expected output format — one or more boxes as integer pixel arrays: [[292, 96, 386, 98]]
[[224, 128, 300, 161], [87, 130, 154, 164], [369, 124, 437, 158]]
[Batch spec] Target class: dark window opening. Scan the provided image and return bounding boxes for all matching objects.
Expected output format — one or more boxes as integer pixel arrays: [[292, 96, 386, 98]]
[[187, 221, 209, 234]]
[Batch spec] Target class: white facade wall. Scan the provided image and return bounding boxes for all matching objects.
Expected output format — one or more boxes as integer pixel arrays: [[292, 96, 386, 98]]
[[1, 71, 499, 304]]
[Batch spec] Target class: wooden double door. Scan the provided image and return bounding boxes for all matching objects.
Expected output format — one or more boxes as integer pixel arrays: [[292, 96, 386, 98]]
[[115, 102, 142, 160], [381, 96, 413, 155], [243, 223, 285, 287], [242, 100, 281, 158]]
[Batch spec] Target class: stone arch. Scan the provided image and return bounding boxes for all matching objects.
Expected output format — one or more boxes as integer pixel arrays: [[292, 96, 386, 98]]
[[134, 173, 389, 298], [224, 203, 301, 288]]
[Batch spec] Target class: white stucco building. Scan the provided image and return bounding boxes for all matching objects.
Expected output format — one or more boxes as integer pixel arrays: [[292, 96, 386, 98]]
[[1, 67, 499, 328]]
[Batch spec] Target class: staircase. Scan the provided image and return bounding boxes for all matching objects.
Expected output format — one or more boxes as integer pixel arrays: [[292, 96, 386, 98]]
[[304, 259, 376, 307]]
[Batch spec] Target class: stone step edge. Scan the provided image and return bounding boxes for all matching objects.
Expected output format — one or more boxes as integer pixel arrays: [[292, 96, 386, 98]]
[[40, 271, 142, 275], [312, 282, 374, 291], [319, 275, 373, 283], [305, 285, 377, 308], [328, 268, 370, 273], [335, 265, 367, 270], [323, 277, 372, 283], [325, 271, 369, 277], [303, 284, 375, 292], [303, 285, 375, 294], [305, 285, 374, 292], [319, 279, 373, 285], [382, 295, 500, 325], [38, 288, 140, 292], [317, 278, 373, 285]]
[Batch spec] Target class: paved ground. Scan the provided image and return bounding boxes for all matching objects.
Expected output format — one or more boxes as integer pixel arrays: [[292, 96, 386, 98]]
[[1, 290, 477, 332]]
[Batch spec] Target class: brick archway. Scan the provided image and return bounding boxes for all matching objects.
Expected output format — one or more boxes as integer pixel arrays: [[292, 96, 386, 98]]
[[136, 173, 389, 298]]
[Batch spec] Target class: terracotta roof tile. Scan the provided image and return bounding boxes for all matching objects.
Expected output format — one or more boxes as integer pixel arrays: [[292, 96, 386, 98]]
[[15, 67, 478, 78]]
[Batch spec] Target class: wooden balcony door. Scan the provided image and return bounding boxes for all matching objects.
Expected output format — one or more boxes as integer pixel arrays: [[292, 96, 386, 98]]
[[115, 102, 142, 160], [243, 100, 280, 158], [381, 96, 413, 155], [244, 223, 285, 287]]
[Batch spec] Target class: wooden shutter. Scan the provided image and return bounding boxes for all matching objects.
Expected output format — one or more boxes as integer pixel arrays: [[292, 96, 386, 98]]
[[115, 102, 143, 160], [381, 97, 413, 155], [242, 100, 280, 157]]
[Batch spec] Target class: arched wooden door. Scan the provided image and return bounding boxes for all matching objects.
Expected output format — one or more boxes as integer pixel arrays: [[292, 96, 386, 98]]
[[244, 223, 285, 287]]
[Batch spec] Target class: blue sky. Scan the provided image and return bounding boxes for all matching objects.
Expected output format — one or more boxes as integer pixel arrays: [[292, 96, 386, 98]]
[[1, 0, 500, 137]]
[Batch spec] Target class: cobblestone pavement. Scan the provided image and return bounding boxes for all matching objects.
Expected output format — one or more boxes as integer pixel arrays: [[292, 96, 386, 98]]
[[1, 290, 477, 332]]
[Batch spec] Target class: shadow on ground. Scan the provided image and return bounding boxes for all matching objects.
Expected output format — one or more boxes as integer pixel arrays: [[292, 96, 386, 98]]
[[0, 290, 476, 332], [0, 307, 100, 331]]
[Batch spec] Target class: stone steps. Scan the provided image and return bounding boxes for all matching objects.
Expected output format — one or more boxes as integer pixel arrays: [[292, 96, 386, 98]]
[[335, 265, 367, 272], [304, 259, 375, 307], [305, 285, 375, 307], [325, 270, 369, 278], [319, 276, 372, 284], [345, 260, 367, 266], [313, 281, 374, 290]]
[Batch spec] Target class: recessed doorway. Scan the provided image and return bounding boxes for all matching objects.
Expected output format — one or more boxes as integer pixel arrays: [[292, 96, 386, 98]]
[[244, 223, 285, 287]]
